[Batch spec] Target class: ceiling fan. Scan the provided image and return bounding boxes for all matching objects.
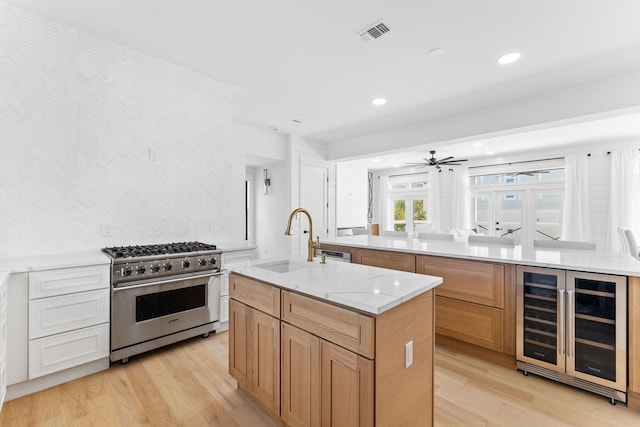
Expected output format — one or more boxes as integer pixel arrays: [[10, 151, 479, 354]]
[[511, 170, 550, 176], [404, 150, 468, 170]]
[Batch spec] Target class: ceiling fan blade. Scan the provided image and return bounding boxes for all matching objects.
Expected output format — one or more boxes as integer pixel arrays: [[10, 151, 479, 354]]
[[439, 159, 468, 164], [437, 156, 454, 162], [440, 163, 462, 166], [403, 163, 428, 167]]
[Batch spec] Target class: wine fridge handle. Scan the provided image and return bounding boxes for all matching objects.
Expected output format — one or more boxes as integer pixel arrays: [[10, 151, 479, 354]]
[[566, 289, 575, 358], [558, 289, 565, 356]]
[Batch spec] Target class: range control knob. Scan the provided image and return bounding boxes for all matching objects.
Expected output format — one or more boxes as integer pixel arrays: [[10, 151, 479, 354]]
[[121, 266, 133, 276], [198, 258, 207, 266], [150, 263, 161, 273], [136, 265, 146, 274], [163, 262, 173, 271], [208, 257, 217, 265], [182, 260, 191, 268]]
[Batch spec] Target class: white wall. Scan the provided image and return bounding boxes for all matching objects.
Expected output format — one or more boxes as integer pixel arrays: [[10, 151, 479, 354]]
[[251, 162, 290, 258], [370, 138, 639, 249], [0, 4, 239, 257]]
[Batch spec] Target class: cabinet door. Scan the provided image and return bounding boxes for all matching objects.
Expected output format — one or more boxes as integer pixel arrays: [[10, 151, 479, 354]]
[[28, 323, 109, 379], [516, 266, 565, 372], [566, 271, 626, 391], [321, 341, 373, 427], [29, 289, 109, 339], [229, 299, 251, 389], [251, 309, 280, 416], [219, 295, 229, 323], [281, 323, 321, 427], [436, 296, 504, 352], [29, 265, 109, 299]]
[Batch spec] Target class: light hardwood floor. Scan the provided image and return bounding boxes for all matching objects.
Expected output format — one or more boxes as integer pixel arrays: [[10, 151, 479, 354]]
[[2, 331, 640, 426]]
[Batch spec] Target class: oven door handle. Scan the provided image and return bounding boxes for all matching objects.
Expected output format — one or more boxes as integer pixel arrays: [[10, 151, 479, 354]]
[[113, 272, 221, 291]]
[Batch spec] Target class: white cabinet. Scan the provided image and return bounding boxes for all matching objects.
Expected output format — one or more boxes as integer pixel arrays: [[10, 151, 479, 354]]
[[4, 261, 110, 400], [29, 289, 109, 339], [0, 272, 9, 411], [29, 323, 109, 379], [27, 265, 109, 380], [219, 248, 257, 332], [336, 163, 368, 228]]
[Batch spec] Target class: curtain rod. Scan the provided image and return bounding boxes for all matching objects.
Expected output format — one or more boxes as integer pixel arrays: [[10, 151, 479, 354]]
[[381, 171, 429, 178], [468, 156, 564, 170]]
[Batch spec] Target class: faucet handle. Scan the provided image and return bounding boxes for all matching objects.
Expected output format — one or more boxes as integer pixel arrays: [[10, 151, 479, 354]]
[[315, 236, 320, 246]]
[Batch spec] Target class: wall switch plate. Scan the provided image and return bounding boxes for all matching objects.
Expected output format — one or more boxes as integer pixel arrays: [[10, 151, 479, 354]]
[[148, 149, 159, 161], [101, 223, 112, 237], [405, 340, 413, 368], [209, 223, 215, 233]]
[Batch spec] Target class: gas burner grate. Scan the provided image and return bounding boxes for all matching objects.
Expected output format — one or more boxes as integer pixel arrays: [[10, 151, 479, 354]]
[[102, 241, 217, 259]]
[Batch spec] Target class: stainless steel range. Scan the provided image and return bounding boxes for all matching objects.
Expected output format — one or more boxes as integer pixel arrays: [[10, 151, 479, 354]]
[[102, 241, 222, 363]]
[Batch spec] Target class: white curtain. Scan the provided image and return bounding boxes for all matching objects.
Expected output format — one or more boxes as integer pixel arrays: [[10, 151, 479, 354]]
[[428, 170, 441, 232], [378, 175, 391, 231], [451, 167, 470, 231], [605, 148, 640, 252], [561, 155, 592, 241]]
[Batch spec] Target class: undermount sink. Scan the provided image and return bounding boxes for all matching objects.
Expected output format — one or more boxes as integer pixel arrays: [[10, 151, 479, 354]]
[[255, 260, 307, 273]]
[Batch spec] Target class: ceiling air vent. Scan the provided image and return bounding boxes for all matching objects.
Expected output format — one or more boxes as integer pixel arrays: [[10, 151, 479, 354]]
[[358, 20, 390, 42]]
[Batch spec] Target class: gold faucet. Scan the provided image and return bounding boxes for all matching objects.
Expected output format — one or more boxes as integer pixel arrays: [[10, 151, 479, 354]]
[[284, 208, 320, 261]]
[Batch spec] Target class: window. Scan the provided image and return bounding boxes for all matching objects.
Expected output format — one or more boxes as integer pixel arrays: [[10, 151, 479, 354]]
[[389, 174, 428, 232], [470, 168, 565, 245]]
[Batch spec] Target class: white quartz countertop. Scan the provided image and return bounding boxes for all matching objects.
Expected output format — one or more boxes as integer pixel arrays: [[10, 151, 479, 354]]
[[0, 250, 111, 272], [227, 256, 442, 315], [322, 235, 640, 276], [216, 241, 258, 252], [0, 271, 9, 285]]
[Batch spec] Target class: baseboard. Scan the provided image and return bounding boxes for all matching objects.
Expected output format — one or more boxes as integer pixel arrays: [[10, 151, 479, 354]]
[[435, 334, 516, 369], [6, 357, 109, 401]]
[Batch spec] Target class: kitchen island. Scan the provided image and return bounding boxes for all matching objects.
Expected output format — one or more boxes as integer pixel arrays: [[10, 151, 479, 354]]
[[319, 235, 640, 410], [227, 258, 442, 426]]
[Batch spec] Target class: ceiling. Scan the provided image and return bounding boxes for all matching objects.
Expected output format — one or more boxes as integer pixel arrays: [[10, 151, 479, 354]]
[[6, 0, 640, 146]]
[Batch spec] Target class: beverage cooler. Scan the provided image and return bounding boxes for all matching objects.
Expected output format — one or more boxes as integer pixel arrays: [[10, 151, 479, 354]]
[[516, 266, 627, 403]]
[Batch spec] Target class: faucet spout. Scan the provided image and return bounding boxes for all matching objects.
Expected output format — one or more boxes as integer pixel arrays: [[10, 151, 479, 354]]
[[285, 208, 319, 261]]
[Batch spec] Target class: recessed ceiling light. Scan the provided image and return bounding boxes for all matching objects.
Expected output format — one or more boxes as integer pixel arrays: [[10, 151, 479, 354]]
[[428, 48, 444, 57], [497, 52, 521, 65], [393, 164, 400, 168], [373, 158, 380, 162], [372, 97, 387, 106], [485, 151, 495, 156], [472, 142, 483, 147]]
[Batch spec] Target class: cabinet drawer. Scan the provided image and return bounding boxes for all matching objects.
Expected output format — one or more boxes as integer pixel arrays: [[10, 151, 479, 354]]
[[230, 273, 280, 317], [355, 248, 415, 272], [435, 296, 503, 352], [29, 265, 109, 299], [28, 323, 109, 379], [417, 255, 504, 308], [29, 289, 110, 339], [282, 291, 374, 359]]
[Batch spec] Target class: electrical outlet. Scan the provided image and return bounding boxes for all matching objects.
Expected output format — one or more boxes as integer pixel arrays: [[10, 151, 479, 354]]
[[209, 223, 215, 233], [404, 340, 413, 368], [101, 223, 112, 237], [148, 149, 159, 161]]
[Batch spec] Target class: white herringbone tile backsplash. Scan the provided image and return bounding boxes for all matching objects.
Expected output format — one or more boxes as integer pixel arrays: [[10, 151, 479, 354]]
[[0, 3, 233, 258]]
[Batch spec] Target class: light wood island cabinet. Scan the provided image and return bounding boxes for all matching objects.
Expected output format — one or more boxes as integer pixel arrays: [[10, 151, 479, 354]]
[[229, 272, 436, 426], [229, 275, 281, 418], [416, 255, 516, 362], [355, 248, 415, 272]]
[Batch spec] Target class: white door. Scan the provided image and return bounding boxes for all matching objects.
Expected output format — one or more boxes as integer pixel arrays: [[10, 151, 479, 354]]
[[299, 162, 328, 256], [495, 190, 524, 243]]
